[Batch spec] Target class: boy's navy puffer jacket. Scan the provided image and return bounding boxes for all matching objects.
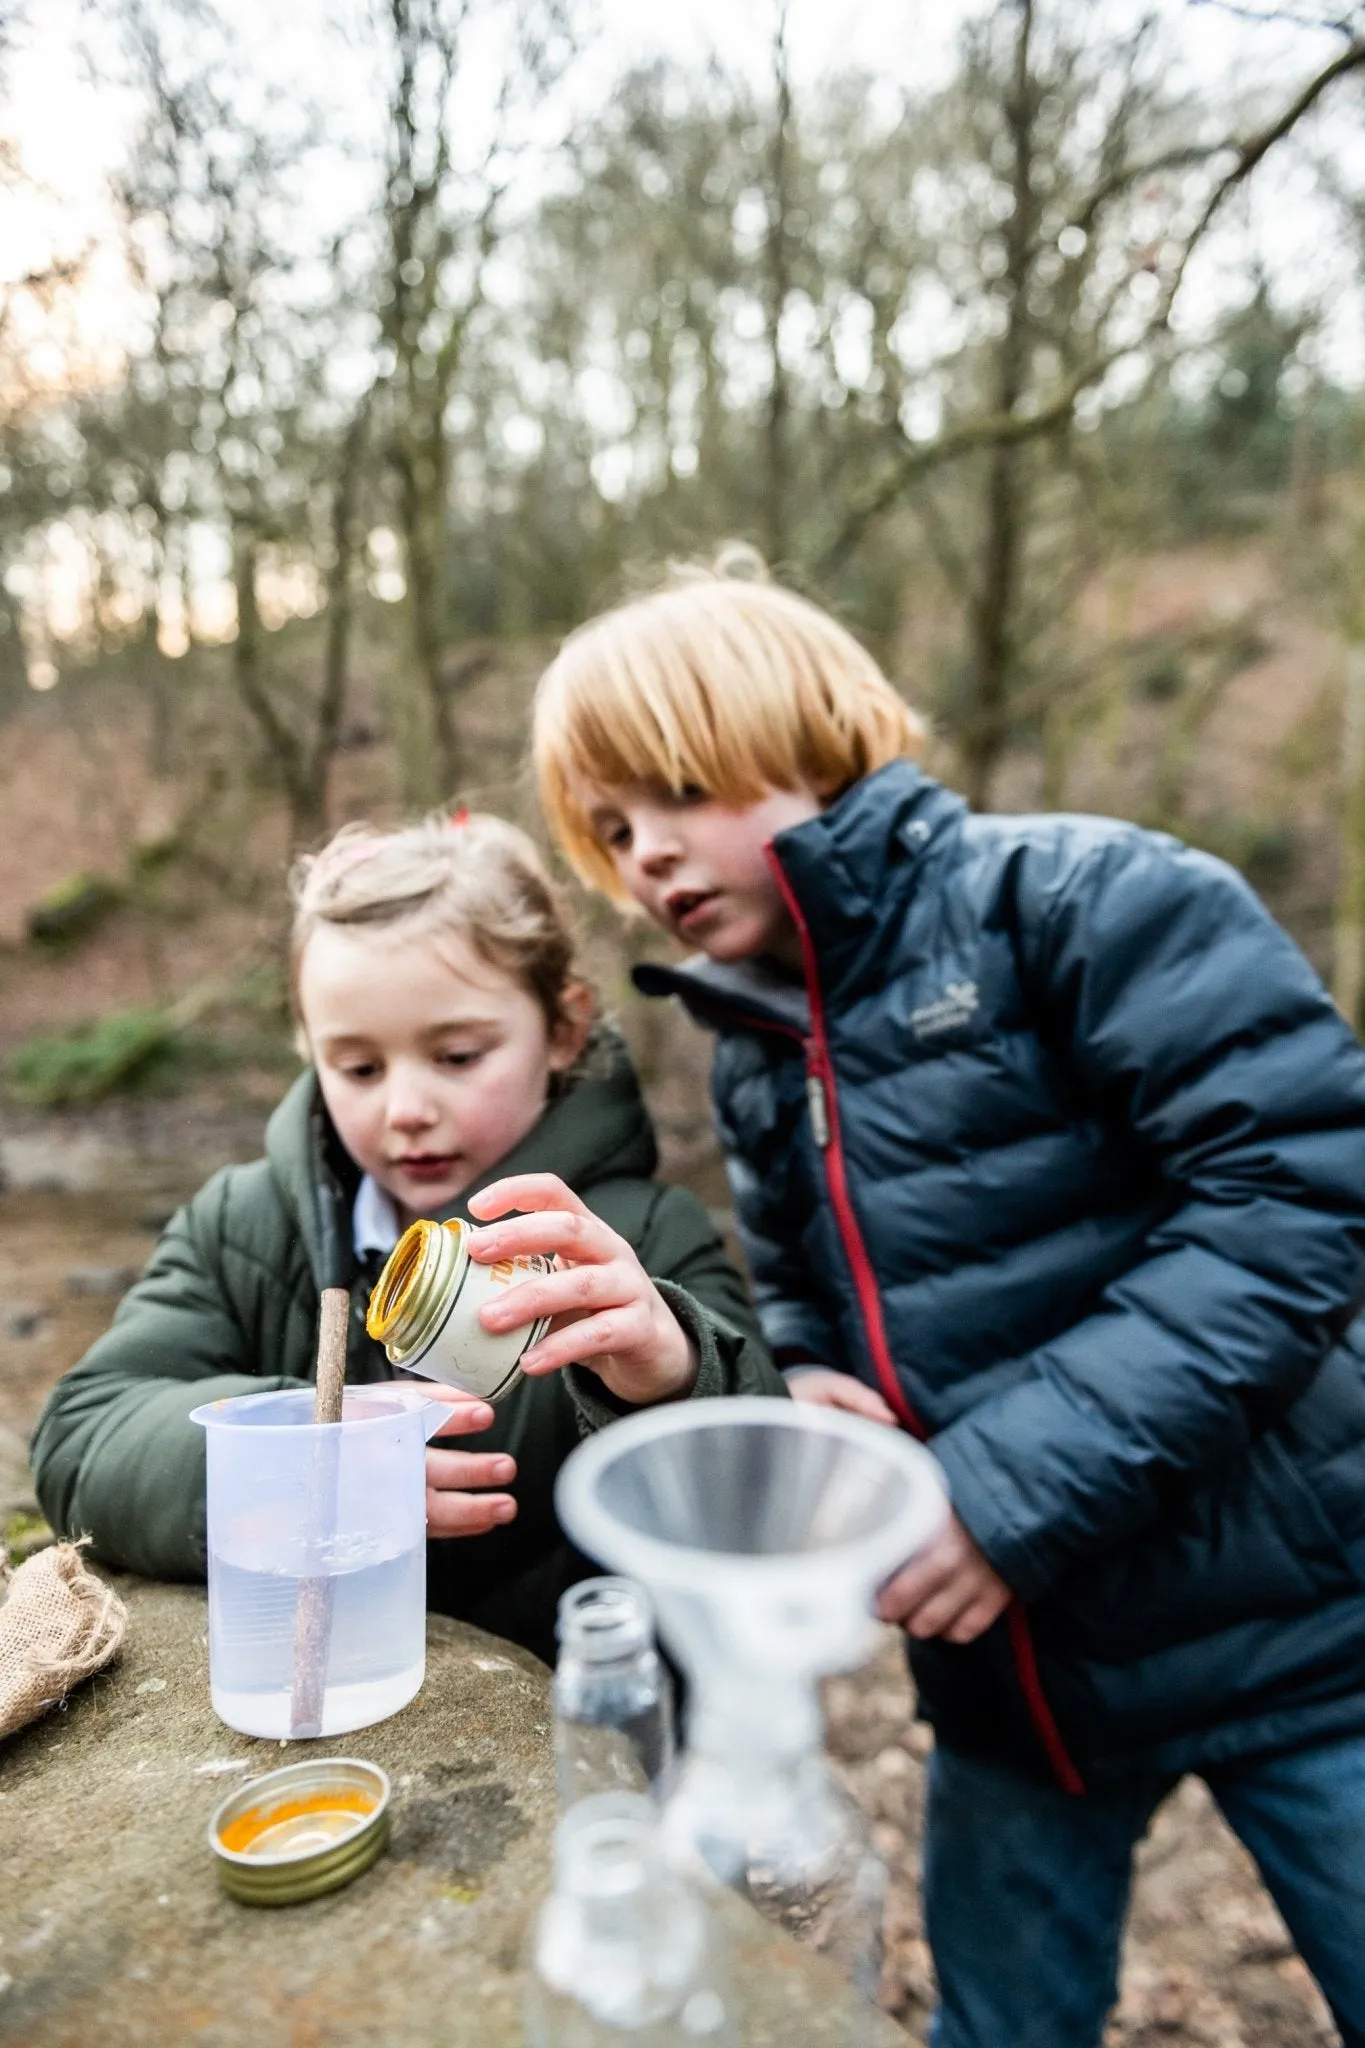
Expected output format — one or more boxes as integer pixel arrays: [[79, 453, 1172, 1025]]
[[636, 761, 1365, 1790]]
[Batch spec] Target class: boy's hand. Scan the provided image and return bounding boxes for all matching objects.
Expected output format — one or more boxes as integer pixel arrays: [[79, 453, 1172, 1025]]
[[466, 1174, 698, 1407], [786, 1368, 899, 1426], [419, 1387, 519, 1538], [786, 1378, 1007, 1640], [877, 1511, 1012, 1644]]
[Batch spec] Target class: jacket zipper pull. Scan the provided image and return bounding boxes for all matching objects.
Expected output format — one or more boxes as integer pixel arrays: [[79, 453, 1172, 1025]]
[[806, 1068, 831, 1148]]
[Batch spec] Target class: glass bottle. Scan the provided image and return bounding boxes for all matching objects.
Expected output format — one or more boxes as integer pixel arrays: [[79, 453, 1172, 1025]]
[[553, 1578, 676, 1809], [659, 1680, 887, 2009], [524, 1791, 736, 2046]]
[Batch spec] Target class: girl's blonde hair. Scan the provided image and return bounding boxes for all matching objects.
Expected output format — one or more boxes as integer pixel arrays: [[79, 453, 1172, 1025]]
[[533, 546, 927, 898], [289, 811, 587, 1031]]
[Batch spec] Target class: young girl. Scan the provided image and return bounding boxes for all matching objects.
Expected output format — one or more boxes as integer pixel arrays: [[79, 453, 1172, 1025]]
[[32, 811, 782, 1663], [531, 554, 1365, 2046]]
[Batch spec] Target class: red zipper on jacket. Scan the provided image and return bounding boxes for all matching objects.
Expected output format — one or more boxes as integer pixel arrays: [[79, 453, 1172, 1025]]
[[764, 845, 1086, 1797]]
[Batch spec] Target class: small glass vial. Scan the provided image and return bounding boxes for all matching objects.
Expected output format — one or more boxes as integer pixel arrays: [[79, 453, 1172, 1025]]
[[525, 1792, 735, 2046], [554, 1579, 676, 1809]]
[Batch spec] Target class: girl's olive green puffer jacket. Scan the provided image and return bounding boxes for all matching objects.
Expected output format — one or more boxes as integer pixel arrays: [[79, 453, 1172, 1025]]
[[32, 1046, 784, 1662]]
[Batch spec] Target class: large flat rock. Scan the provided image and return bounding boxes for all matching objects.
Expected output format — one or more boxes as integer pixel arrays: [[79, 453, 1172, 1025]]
[[0, 1575, 905, 2046]]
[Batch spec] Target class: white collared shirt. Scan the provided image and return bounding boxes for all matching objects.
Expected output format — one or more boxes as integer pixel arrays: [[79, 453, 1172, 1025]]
[[352, 1173, 403, 1260]]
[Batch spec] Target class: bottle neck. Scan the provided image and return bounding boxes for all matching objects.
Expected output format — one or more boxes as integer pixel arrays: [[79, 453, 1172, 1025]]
[[557, 1578, 654, 1665], [555, 1793, 656, 1894], [686, 1673, 823, 1764]]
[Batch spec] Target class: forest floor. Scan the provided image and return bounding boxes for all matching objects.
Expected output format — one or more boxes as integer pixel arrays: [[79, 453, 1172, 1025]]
[[825, 1643, 1338, 2047]]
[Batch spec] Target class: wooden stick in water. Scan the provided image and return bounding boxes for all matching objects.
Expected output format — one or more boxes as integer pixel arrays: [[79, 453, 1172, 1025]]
[[289, 1288, 351, 1738], [312, 1289, 349, 1424]]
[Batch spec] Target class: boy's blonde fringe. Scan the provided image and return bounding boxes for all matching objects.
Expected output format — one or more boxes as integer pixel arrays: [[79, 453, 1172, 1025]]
[[532, 548, 927, 898]]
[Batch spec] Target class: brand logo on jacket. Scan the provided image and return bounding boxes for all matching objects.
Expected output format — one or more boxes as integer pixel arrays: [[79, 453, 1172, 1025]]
[[911, 981, 980, 1040]]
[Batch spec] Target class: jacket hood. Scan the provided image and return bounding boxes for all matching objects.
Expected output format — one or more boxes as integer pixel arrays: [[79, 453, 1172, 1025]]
[[633, 951, 811, 1038], [264, 1027, 660, 1290], [633, 760, 967, 1033]]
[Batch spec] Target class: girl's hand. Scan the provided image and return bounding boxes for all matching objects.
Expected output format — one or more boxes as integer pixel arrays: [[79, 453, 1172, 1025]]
[[876, 1510, 1012, 1644], [786, 1368, 899, 1426], [420, 1386, 519, 1538], [466, 1173, 698, 1407]]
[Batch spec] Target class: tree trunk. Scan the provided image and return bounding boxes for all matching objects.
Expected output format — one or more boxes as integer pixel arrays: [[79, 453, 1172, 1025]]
[[959, 0, 1035, 813], [303, 398, 370, 836], [762, 5, 794, 570], [390, 432, 450, 811], [1333, 648, 1365, 1034], [231, 533, 323, 848]]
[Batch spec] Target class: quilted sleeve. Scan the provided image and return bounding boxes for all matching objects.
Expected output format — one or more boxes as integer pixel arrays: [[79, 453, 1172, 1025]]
[[932, 830, 1365, 1600]]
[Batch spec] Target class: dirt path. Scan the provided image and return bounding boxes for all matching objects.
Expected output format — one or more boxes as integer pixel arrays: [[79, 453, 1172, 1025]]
[[825, 1640, 1337, 2046]]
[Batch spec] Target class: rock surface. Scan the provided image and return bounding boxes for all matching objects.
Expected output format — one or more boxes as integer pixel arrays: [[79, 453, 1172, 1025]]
[[0, 1575, 904, 2047], [0, 1427, 38, 1521]]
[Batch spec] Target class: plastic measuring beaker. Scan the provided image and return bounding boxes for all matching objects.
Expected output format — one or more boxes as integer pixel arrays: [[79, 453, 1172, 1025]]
[[191, 1384, 450, 1740]]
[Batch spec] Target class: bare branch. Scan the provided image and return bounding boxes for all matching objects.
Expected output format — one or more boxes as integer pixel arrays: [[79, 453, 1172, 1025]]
[[1159, 32, 1365, 318], [1189, 0, 1362, 36], [819, 349, 1117, 576], [910, 478, 974, 601], [1069, 141, 1232, 239], [823, 27, 1365, 572]]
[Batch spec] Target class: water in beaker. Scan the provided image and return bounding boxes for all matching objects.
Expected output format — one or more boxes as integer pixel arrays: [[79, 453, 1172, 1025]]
[[192, 1385, 447, 1739], [207, 1536, 425, 1739]]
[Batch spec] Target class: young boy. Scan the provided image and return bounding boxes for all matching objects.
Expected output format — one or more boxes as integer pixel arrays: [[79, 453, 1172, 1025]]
[[532, 557, 1365, 2047]]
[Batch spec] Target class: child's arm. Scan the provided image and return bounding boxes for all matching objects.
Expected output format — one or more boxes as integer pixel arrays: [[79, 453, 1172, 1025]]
[[721, 1132, 842, 1372], [931, 828, 1365, 1605], [31, 1172, 504, 1572], [465, 1171, 787, 1411], [31, 1175, 303, 1579]]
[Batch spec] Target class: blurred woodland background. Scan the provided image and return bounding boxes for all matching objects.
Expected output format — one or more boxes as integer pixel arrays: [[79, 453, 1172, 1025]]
[[5, 0, 1365, 1146], [5, 6, 1365, 2039]]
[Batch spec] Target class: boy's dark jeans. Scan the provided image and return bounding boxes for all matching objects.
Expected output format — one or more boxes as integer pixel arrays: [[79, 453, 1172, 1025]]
[[925, 1733, 1365, 2047]]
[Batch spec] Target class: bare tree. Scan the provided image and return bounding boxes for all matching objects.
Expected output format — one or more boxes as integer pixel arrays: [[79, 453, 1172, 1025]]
[[373, 0, 575, 808], [92, 0, 375, 843], [811, 0, 1365, 805], [761, 2, 796, 569]]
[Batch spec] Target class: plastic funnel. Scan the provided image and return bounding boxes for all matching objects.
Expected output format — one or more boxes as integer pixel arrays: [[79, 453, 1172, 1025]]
[[555, 1397, 948, 1698]]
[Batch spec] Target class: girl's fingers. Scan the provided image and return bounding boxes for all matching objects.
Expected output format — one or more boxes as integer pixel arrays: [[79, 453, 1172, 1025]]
[[468, 1173, 592, 1224], [468, 1207, 619, 1268], [426, 1447, 516, 1490], [425, 1487, 518, 1538], [479, 1260, 635, 1333], [519, 1306, 645, 1377]]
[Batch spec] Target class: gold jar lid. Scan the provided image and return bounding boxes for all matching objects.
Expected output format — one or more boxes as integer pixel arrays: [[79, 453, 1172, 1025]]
[[208, 1758, 391, 1906], [366, 1217, 467, 1364]]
